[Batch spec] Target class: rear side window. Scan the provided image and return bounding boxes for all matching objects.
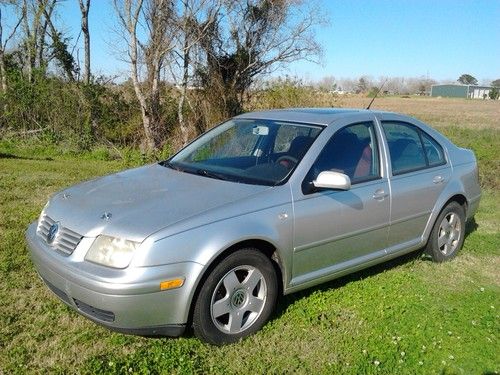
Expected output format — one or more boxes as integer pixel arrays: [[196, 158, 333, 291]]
[[382, 121, 446, 175], [421, 132, 446, 166]]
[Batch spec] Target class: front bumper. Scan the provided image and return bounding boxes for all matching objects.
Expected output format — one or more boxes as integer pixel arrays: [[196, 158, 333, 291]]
[[26, 222, 204, 336]]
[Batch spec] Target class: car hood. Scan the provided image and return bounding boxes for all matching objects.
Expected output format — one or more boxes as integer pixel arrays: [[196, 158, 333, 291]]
[[44, 163, 270, 241]]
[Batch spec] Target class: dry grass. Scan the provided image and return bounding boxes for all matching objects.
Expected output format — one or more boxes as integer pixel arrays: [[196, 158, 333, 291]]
[[251, 91, 500, 130], [336, 96, 500, 129], [421, 253, 500, 293]]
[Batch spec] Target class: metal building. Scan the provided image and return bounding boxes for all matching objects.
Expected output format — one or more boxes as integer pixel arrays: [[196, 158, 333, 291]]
[[430, 84, 496, 99]]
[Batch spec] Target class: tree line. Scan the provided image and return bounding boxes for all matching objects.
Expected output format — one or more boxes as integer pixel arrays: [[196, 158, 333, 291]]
[[1, 1, 498, 154], [0, 0, 323, 152]]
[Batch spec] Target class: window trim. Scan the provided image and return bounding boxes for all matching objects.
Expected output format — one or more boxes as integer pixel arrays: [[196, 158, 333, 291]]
[[301, 121, 382, 195], [381, 121, 447, 177]]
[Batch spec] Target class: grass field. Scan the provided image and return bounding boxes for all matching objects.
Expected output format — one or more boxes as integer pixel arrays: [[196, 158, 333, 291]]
[[0, 97, 498, 374]]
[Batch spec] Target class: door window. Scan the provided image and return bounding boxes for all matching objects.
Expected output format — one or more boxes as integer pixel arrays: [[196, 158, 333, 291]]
[[304, 122, 380, 191], [382, 121, 446, 175]]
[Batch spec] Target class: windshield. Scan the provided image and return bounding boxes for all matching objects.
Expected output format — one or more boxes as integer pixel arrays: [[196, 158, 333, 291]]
[[166, 119, 323, 186]]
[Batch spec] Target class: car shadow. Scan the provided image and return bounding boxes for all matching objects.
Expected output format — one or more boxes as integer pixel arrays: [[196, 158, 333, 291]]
[[273, 249, 423, 319], [465, 217, 478, 237]]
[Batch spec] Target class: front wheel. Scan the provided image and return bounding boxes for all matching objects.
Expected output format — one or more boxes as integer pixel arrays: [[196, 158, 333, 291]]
[[192, 248, 278, 345], [425, 201, 466, 262]]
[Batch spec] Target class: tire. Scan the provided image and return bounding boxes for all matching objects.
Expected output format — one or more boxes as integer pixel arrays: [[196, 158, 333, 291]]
[[192, 248, 278, 345], [425, 201, 466, 262]]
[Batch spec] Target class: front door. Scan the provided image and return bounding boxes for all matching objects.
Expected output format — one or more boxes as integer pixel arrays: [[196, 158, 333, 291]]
[[291, 120, 390, 286]]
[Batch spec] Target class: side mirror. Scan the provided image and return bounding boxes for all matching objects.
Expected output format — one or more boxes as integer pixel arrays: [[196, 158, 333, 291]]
[[313, 171, 351, 190]]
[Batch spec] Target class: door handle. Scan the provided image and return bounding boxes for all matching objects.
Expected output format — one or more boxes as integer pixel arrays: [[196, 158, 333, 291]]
[[373, 189, 388, 201], [433, 175, 445, 184]]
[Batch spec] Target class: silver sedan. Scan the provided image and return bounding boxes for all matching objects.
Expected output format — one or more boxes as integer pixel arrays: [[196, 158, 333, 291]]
[[26, 108, 481, 344]]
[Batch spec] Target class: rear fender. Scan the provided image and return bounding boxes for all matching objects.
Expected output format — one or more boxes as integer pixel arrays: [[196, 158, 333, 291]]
[[421, 179, 467, 243]]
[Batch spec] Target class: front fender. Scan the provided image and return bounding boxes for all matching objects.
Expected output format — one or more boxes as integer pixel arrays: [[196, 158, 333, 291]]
[[130, 201, 294, 317], [133, 200, 292, 266]]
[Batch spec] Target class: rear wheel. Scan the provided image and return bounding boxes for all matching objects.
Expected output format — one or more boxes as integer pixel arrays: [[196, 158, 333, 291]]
[[425, 201, 466, 262], [192, 248, 278, 345]]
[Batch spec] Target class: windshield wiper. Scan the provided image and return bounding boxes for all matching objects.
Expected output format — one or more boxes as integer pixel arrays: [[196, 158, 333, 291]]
[[161, 160, 183, 172], [196, 169, 229, 181], [162, 162, 232, 182]]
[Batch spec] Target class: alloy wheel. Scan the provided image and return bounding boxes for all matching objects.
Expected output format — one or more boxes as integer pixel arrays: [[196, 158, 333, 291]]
[[437, 212, 462, 255], [210, 265, 267, 334]]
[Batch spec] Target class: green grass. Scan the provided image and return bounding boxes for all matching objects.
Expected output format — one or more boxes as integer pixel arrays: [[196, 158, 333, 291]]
[[437, 127, 499, 190], [1, 117, 499, 374]]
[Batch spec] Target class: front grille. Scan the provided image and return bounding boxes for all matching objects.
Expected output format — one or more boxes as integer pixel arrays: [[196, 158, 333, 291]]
[[37, 215, 82, 255], [41, 277, 115, 323], [73, 299, 115, 322]]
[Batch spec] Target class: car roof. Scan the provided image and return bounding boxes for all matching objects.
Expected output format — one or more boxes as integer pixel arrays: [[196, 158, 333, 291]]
[[235, 107, 455, 150], [236, 108, 394, 126]]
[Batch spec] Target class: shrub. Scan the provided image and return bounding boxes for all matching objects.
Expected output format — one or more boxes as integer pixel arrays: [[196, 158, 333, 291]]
[[489, 87, 499, 100]]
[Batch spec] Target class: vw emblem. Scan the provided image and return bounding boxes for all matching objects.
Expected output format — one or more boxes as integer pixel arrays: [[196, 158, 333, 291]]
[[231, 290, 246, 308], [47, 223, 59, 244]]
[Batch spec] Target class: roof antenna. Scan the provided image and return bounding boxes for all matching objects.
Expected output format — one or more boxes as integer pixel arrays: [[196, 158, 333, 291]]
[[366, 78, 388, 110]]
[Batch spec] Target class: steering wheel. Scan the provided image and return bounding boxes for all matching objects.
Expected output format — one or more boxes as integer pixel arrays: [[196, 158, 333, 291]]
[[276, 155, 299, 169]]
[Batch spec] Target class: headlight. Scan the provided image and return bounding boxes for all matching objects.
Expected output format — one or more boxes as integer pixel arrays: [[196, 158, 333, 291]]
[[85, 235, 139, 269]]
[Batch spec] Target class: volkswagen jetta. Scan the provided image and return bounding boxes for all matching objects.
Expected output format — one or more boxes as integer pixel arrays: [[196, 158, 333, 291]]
[[27, 108, 481, 344]]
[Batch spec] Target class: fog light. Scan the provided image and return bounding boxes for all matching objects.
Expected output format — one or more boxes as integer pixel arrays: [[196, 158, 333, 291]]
[[160, 278, 184, 290]]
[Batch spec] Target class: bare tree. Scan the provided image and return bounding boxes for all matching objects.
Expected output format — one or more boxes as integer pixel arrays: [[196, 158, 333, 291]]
[[77, 0, 90, 84], [17, 0, 64, 81], [37, 0, 55, 70], [113, 0, 175, 152], [21, 0, 36, 80], [176, 5, 190, 146], [42, 4, 79, 81], [21, 0, 43, 80], [16, 0, 78, 82], [411, 77, 436, 95], [315, 75, 337, 92], [336, 77, 357, 93], [0, 1, 25, 97], [173, 0, 220, 145], [195, 0, 324, 117]]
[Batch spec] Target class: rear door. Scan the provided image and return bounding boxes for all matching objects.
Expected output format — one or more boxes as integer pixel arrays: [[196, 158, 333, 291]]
[[377, 115, 452, 253]]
